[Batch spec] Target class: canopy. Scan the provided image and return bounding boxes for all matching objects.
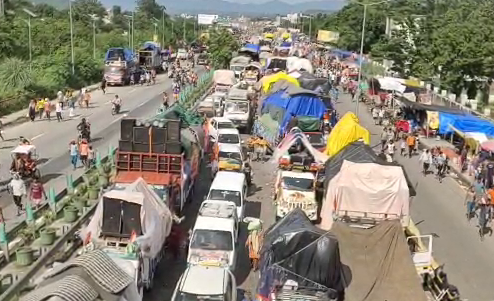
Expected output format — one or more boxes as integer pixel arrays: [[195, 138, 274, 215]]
[[325, 112, 370, 157], [81, 178, 173, 258], [332, 221, 428, 301], [142, 41, 160, 51], [272, 127, 329, 164], [297, 71, 330, 92], [323, 141, 416, 196], [320, 160, 410, 230], [241, 43, 260, 53], [213, 70, 236, 86], [261, 72, 299, 93], [438, 112, 494, 137], [105, 47, 133, 62], [258, 209, 345, 299], [261, 90, 327, 135], [396, 96, 466, 115]]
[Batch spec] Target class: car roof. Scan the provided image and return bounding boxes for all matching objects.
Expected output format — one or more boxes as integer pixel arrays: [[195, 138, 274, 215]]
[[199, 200, 237, 219], [211, 171, 245, 191], [218, 143, 242, 152], [218, 128, 240, 135], [212, 117, 233, 123], [280, 170, 316, 179], [180, 265, 227, 295], [194, 215, 235, 232]]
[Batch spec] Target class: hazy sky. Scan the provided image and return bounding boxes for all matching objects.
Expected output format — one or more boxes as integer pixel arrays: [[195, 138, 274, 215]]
[[234, 0, 314, 3]]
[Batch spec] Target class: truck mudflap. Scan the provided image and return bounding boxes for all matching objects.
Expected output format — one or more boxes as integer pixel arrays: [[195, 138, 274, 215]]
[[253, 119, 279, 149]]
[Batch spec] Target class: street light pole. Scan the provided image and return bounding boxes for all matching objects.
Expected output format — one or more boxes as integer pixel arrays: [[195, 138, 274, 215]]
[[162, 9, 165, 47], [88, 14, 97, 59], [131, 11, 134, 52], [23, 9, 37, 70], [127, 19, 131, 47], [183, 18, 186, 43], [309, 16, 312, 40], [355, 0, 388, 117], [69, 0, 75, 74]]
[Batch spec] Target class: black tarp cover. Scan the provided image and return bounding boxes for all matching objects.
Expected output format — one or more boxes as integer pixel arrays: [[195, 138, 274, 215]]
[[298, 72, 331, 93], [259, 209, 345, 295], [323, 142, 416, 196]]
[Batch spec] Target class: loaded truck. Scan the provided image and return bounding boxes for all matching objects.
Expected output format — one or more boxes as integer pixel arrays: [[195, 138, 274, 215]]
[[138, 41, 162, 70], [104, 47, 135, 85]]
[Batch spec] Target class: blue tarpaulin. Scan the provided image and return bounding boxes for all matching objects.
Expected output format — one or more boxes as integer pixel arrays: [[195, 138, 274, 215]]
[[281, 42, 292, 47], [105, 47, 133, 62], [261, 91, 328, 135], [243, 43, 260, 53], [143, 41, 161, 52], [438, 112, 494, 137]]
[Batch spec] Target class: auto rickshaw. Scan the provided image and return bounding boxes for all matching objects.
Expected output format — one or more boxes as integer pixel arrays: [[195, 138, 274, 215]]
[[10, 144, 41, 180]]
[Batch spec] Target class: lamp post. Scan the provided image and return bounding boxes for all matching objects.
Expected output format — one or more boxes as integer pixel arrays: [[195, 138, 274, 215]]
[[124, 14, 134, 51], [88, 14, 98, 59], [68, 0, 75, 74], [161, 9, 165, 46], [152, 17, 159, 40], [183, 17, 186, 44], [22, 8, 37, 69], [355, 0, 388, 117]]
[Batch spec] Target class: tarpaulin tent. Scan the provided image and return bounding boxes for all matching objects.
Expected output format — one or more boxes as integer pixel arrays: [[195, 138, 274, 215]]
[[143, 41, 161, 51], [323, 141, 416, 196], [261, 90, 327, 135], [266, 57, 287, 70], [272, 127, 329, 164], [241, 43, 260, 53], [320, 160, 410, 230], [438, 112, 494, 137], [230, 56, 251, 66], [261, 72, 299, 93], [297, 71, 330, 92], [281, 42, 292, 47], [325, 112, 370, 157], [332, 221, 428, 301], [105, 47, 134, 62], [289, 58, 314, 74], [258, 209, 345, 300]]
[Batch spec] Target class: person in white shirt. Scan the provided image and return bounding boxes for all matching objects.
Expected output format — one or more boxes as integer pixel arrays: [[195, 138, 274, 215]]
[[8, 173, 26, 215], [56, 101, 63, 122], [387, 140, 396, 160], [419, 149, 433, 175]]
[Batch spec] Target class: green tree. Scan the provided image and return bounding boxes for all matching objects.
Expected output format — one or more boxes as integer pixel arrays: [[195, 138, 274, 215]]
[[207, 28, 238, 69]]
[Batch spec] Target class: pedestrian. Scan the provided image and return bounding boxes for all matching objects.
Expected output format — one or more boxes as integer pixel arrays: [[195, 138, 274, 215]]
[[400, 135, 406, 156], [29, 177, 47, 209], [472, 177, 485, 203], [372, 106, 378, 125], [87, 145, 95, 167], [28, 100, 36, 122], [56, 100, 63, 122], [380, 128, 388, 151], [8, 173, 26, 215], [378, 107, 385, 125], [0, 120, 4, 141], [406, 134, 416, 158], [246, 220, 262, 271], [419, 149, 432, 175], [79, 139, 89, 169], [83, 90, 91, 108], [37, 98, 45, 119], [465, 187, 476, 219], [69, 140, 78, 170], [44, 98, 51, 121], [387, 139, 395, 160], [163, 92, 169, 109], [101, 77, 107, 94]]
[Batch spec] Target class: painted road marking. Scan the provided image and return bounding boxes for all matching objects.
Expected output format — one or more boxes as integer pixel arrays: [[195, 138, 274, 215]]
[[31, 133, 45, 140]]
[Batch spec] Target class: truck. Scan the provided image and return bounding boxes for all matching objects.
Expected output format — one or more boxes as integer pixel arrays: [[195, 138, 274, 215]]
[[229, 55, 251, 78], [104, 47, 135, 85], [137, 41, 162, 70], [224, 83, 252, 132], [80, 179, 174, 293], [115, 105, 205, 215]]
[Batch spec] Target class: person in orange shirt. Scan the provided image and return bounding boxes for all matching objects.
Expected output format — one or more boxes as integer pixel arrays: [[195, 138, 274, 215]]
[[406, 134, 416, 158], [79, 139, 89, 168]]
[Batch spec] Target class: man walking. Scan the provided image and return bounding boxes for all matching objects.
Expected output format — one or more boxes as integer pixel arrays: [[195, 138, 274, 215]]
[[8, 173, 26, 215]]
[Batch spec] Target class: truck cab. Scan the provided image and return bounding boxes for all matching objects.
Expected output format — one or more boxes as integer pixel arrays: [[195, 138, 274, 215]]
[[172, 265, 237, 301], [223, 100, 251, 132], [274, 170, 318, 221]]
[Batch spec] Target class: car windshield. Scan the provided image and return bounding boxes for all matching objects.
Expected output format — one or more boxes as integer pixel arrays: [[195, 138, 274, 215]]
[[306, 133, 324, 145], [218, 134, 239, 144], [225, 102, 248, 113], [175, 292, 224, 301], [282, 176, 313, 191], [208, 189, 241, 207], [218, 122, 234, 129], [218, 151, 242, 162], [191, 230, 233, 251]]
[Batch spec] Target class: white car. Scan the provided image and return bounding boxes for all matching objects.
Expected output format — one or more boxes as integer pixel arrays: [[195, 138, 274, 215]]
[[208, 117, 236, 141], [207, 171, 247, 220], [177, 48, 187, 60], [217, 128, 242, 149], [172, 265, 237, 301]]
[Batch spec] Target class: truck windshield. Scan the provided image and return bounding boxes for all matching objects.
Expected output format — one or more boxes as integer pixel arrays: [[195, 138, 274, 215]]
[[104, 66, 123, 74], [282, 177, 313, 191], [208, 189, 241, 207], [175, 292, 224, 301], [306, 133, 324, 145], [191, 230, 233, 251], [218, 122, 234, 129], [218, 152, 242, 162], [225, 102, 248, 113], [218, 134, 239, 144]]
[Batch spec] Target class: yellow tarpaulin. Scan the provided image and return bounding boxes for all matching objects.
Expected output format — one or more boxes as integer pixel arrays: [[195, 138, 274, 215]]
[[264, 33, 274, 39], [261, 72, 299, 93], [282, 32, 290, 40], [325, 112, 371, 157], [317, 30, 340, 43], [426, 111, 439, 130]]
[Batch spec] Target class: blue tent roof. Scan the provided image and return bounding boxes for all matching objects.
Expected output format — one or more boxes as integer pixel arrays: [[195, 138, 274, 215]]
[[143, 41, 161, 51], [262, 91, 327, 135], [281, 42, 292, 47], [438, 112, 494, 137], [243, 43, 260, 53], [104, 47, 133, 62]]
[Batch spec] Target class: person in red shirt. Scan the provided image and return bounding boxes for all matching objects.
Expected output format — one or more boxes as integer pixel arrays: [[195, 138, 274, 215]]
[[29, 177, 47, 209]]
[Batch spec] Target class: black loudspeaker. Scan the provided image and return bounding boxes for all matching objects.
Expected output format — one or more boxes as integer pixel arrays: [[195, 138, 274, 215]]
[[151, 127, 167, 144], [151, 143, 166, 153], [120, 119, 136, 141], [101, 197, 122, 236], [133, 142, 150, 153], [166, 141, 182, 155], [119, 140, 133, 152], [122, 201, 143, 236], [133, 126, 150, 144], [166, 120, 181, 142]]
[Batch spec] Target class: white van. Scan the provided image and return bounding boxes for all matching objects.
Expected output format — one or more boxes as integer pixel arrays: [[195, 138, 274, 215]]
[[207, 171, 247, 219], [217, 128, 242, 149], [188, 213, 238, 270]]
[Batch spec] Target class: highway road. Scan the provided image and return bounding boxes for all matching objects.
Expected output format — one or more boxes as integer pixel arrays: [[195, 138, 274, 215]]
[[334, 93, 494, 301], [0, 66, 205, 231]]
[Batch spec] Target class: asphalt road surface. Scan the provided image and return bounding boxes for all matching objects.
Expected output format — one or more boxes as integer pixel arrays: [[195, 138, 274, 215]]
[[334, 93, 494, 301]]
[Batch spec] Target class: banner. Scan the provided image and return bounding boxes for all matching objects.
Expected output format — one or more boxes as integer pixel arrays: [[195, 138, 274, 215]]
[[198, 14, 218, 25], [317, 30, 339, 43]]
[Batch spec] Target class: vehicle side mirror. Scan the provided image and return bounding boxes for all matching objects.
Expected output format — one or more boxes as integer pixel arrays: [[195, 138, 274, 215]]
[[241, 140, 245, 144]]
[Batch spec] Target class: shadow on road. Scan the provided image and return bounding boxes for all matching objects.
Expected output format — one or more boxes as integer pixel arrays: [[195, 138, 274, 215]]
[[40, 173, 63, 183]]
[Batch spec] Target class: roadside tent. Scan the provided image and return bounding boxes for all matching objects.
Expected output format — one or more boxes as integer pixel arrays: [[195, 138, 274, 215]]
[[331, 221, 428, 301], [258, 209, 345, 300], [325, 112, 370, 157], [320, 160, 410, 230], [261, 72, 299, 93], [323, 141, 416, 196], [438, 112, 494, 137]]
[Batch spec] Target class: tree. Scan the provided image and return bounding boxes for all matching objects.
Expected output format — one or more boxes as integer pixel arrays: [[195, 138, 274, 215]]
[[207, 29, 239, 69]]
